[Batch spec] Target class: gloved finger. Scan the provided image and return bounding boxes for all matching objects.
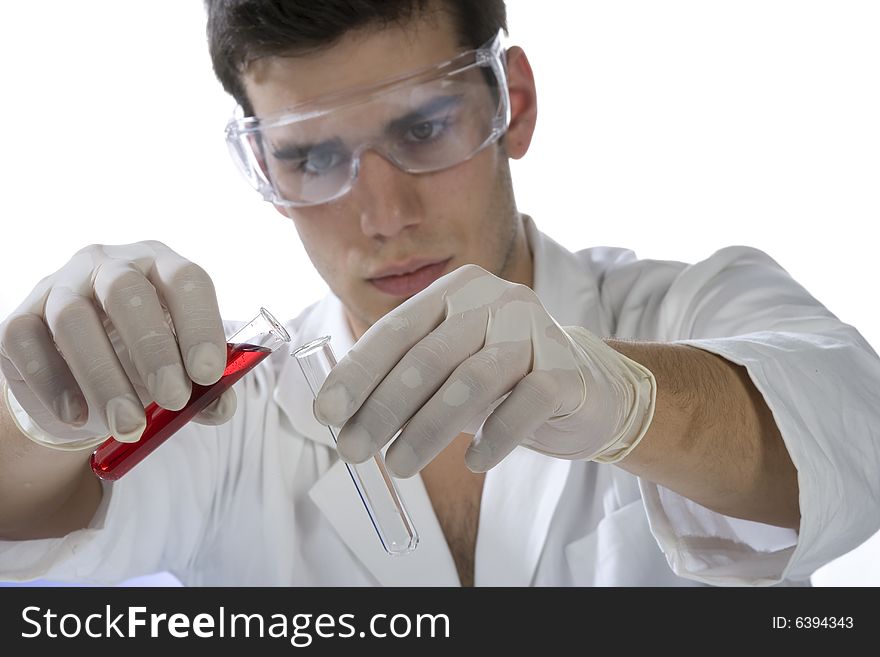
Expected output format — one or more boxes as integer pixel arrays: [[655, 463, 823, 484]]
[[93, 261, 191, 411], [2, 374, 111, 445], [464, 369, 561, 473], [385, 342, 530, 477], [0, 312, 87, 426], [314, 286, 446, 427], [147, 244, 226, 386], [334, 309, 487, 464], [191, 387, 237, 426], [44, 286, 146, 442]]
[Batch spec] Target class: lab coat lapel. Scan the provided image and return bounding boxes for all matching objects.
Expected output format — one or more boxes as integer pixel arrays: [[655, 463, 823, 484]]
[[477, 450, 570, 586], [274, 294, 459, 586], [474, 216, 603, 586], [308, 460, 460, 586]]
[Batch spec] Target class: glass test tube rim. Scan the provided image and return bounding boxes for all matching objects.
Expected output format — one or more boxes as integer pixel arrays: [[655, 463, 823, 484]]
[[246, 306, 292, 344], [291, 335, 333, 360]]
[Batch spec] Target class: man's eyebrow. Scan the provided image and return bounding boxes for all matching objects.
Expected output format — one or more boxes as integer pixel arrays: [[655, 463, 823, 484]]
[[385, 94, 464, 134], [271, 137, 344, 160]]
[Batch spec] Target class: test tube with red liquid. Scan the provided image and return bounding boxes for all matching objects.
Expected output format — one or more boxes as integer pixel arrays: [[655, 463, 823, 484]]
[[90, 307, 291, 480]]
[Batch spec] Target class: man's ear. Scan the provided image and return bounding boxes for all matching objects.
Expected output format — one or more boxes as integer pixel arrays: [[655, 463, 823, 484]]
[[503, 46, 538, 160]]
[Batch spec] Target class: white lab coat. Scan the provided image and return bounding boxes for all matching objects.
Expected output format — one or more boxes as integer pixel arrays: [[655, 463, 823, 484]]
[[3, 216, 879, 586]]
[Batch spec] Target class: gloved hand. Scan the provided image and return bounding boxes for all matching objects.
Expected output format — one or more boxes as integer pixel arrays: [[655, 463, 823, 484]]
[[314, 264, 656, 476], [0, 241, 235, 450]]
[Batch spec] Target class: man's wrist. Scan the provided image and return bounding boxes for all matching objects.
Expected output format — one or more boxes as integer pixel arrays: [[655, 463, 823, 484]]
[[563, 326, 657, 463]]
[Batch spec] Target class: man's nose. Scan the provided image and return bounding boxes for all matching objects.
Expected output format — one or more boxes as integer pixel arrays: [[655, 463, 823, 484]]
[[350, 149, 424, 238]]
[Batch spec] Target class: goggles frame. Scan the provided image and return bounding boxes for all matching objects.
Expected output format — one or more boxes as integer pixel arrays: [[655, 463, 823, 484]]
[[225, 30, 510, 207]]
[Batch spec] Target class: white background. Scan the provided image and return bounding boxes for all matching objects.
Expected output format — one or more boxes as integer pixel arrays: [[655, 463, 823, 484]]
[[0, 1, 877, 585]]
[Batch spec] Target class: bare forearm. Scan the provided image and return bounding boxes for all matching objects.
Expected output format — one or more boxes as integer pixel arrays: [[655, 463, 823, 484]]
[[608, 340, 800, 529], [0, 382, 103, 540]]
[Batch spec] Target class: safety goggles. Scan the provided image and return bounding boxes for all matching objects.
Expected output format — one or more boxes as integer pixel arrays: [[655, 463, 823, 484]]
[[225, 30, 510, 207]]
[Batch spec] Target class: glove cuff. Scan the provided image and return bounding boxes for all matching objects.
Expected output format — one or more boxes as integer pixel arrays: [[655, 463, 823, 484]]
[[563, 326, 657, 464], [2, 379, 108, 452]]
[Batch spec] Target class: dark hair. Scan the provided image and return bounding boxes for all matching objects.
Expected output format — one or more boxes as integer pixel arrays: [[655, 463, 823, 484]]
[[205, 0, 507, 115]]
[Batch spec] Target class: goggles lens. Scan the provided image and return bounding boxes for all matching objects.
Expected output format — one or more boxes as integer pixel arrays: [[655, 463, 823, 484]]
[[226, 32, 509, 207]]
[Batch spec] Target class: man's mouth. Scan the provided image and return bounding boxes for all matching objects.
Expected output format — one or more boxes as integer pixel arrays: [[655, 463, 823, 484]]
[[367, 258, 452, 297]]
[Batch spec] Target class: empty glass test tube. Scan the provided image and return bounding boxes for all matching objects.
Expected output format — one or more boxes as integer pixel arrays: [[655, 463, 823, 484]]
[[90, 307, 291, 481], [293, 336, 419, 555]]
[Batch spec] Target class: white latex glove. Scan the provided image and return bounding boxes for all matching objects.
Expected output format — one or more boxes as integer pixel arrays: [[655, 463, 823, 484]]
[[314, 264, 656, 476], [0, 242, 236, 450]]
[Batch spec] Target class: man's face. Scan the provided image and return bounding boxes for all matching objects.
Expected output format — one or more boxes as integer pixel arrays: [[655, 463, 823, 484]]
[[243, 13, 533, 339]]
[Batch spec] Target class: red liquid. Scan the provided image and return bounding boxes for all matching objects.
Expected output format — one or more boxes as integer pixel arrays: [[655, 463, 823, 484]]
[[90, 342, 271, 481]]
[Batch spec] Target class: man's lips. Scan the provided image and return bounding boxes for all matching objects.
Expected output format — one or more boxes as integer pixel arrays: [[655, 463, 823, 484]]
[[368, 257, 450, 279], [367, 258, 452, 297]]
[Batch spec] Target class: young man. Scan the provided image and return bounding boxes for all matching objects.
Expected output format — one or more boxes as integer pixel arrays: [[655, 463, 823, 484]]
[[0, 0, 878, 586]]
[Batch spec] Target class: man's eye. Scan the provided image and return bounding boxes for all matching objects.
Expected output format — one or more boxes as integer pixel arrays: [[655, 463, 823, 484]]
[[406, 119, 450, 142], [303, 148, 346, 174]]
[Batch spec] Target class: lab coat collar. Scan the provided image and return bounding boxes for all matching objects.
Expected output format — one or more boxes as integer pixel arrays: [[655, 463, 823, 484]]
[[272, 215, 604, 586], [522, 214, 608, 333]]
